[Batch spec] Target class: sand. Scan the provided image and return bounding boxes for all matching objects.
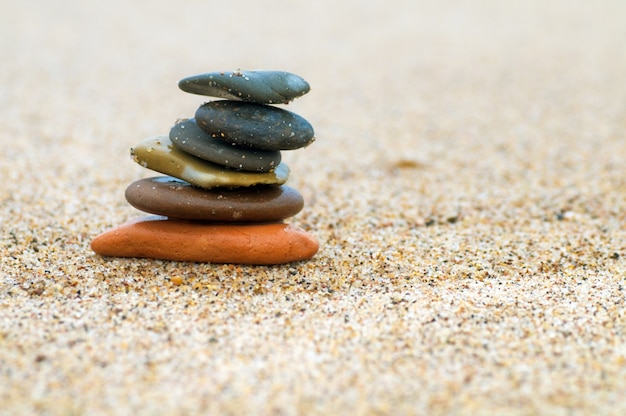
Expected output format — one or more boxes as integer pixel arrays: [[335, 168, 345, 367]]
[[1, 0, 626, 414]]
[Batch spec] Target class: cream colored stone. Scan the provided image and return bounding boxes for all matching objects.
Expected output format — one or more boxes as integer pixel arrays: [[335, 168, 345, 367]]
[[131, 136, 289, 189]]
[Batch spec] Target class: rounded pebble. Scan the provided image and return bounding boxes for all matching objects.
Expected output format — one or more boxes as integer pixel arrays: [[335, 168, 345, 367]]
[[178, 70, 310, 104], [195, 101, 315, 151], [91, 215, 319, 265], [130, 135, 289, 189], [125, 177, 304, 222], [170, 119, 281, 172]]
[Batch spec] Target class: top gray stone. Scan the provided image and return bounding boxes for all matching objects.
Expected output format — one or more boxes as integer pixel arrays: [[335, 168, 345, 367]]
[[178, 70, 310, 104]]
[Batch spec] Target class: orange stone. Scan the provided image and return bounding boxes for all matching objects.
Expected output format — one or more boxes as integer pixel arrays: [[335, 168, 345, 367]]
[[91, 216, 319, 265]]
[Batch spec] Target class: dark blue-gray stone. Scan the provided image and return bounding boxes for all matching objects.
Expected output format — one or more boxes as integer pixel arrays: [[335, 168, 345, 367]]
[[178, 70, 310, 104], [195, 101, 315, 151], [170, 119, 281, 172]]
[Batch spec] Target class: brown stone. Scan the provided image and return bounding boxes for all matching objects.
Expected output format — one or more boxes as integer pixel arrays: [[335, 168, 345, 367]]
[[125, 177, 304, 222], [91, 216, 319, 265]]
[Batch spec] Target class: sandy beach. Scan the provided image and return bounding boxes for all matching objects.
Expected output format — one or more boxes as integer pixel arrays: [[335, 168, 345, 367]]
[[1, 0, 626, 414]]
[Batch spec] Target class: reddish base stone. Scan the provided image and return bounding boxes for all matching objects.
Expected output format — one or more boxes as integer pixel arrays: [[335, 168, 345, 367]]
[[91, 215, 319, 265]]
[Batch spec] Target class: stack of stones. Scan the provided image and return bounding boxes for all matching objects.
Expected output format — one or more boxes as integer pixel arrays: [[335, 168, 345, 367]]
[[91, 70, 319, 265]]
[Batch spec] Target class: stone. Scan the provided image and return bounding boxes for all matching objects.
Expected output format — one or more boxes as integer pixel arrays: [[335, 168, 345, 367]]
[[178, 70, 310, 104], [91, 216, 319, 265], [131, 135, 289, 189], [125, 176, 304, 222], [195, 101, 315, 151], [170, 119, 281, 172]]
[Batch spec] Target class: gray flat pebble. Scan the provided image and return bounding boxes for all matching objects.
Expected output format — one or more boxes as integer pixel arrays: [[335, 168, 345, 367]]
[[170, 119, 281, 172], [178, 70, 310, 104], [195, 101, 315, 151]]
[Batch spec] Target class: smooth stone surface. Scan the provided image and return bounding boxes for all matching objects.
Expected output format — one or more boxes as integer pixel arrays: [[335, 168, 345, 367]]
[[125, 177, 304, 222], [195, 101, 315, 151], [170, 119, 281, 172], [178, 70, 310, 104], [131, 136, 289, 189], [91, 216, 319, 265]]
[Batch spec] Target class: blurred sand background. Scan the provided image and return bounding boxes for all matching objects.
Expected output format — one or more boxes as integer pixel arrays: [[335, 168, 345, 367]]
[[1, 0, 626, 414]]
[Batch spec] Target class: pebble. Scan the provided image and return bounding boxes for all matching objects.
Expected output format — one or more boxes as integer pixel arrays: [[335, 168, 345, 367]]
[[125, 177, 304, 222], [91, 215, 319, 265], [195, 101, 315, 151], [170, 119, 281, 172], [178, 70, 310, 104], [131, 135, 290, 189]]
